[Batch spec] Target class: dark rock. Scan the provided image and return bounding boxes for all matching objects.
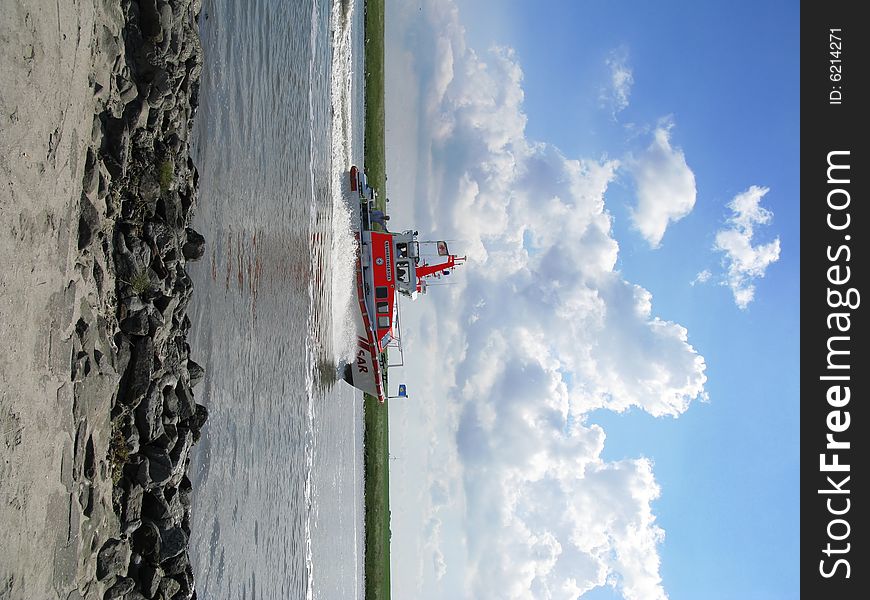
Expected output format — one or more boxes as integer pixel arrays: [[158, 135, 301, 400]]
[[83, 148, 99, 196], [135, 451, 173, 490], [84, 434, 96, 480], [186, 360, 204, 388], [139, 170, 162, 204], [114, 333, 133, 380], [159, 2, 174, 37], [132, 520, 161, 560], [142, 489, 171, 522], [124, 483, 145, 524], [188, 403, 208, 437], [139, 0, 162, 41], [169, 427, 192, 476], [103, 576, 135, 599], [160, 552, 189, 577], [177, 476, 192, 508], [158, 526, 188, 562], [136, 385, 165, 443], [121, 310, 150, 336], [158, 191, 184, 228], [79, 483, 94, 518], [122, 518, 142, 536], [79, 194, 100, 250], [175, 382, 195, 421], [138, 562, 163, 598], [121, 413, 141, 456], [120, 336, 153, 407], [153, 422, 178, 451], [97, 538, 131, 580], [162, 386, 179, 419], [157, 577, 180, 600], [181, 228, 205, 261], [102, 116, 131, 179]]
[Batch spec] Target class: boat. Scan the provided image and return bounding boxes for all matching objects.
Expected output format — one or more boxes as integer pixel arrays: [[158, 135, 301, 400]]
[[342, 166, 465, 403]]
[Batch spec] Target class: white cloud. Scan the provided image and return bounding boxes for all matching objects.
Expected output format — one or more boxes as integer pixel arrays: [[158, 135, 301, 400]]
[[603, 48, 634, 117], [714, 186, 781, 309], [387, 1, 708, 598], [691, 269, 711, 286], [629, 122, 697, 248]]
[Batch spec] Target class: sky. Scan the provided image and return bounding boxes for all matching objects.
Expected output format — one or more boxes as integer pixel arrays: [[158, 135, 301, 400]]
[[381, 1, 799, 598]]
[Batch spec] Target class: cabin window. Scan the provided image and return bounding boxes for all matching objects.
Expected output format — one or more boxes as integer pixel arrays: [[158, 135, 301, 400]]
[[396, 262, 410, 283], [377, 301, 389, 314], [378, 316, 390, 329], [376, 286, 388, 299]]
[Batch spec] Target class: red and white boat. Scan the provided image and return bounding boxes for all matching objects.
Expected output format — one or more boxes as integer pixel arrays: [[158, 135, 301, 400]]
[[343, 166, 465, 403]]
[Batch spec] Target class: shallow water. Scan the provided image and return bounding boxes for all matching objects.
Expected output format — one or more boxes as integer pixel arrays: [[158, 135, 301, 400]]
[[186, 0, 366, 597]]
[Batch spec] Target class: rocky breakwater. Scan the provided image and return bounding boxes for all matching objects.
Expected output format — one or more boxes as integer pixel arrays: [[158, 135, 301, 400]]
[[81, 1, 210, 598]]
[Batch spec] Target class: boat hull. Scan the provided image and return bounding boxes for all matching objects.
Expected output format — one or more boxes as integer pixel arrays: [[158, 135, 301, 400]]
[[343, 232, 386, 403]]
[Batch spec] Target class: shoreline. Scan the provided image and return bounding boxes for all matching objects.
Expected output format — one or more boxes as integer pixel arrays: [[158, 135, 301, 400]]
[[1, 1, 208, 598], [362, 1, 391, 599]]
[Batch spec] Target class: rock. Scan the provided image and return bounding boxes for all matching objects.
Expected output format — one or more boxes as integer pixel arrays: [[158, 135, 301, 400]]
[[136, 385, 165, 443], [135, 452, 173, 490], [132, 520, 161, 560], [142, 489, 171, 522], [121, 310, 150, 336], [114, 333, 133, 379], [159, 2, 174, 39], [188, 404, 208, 437], [158, 525, 188, 562], [83, 148, 100, 197], [139, 170, 162, 204], [124, 483, 145, 525], [123, 519, 142, 536], [160, 552, 189, 577], [157, 577, 180, 600], [138, 562, 163, 598], [96, 538, 131, 580], [153, 422, 178, 451], [177, 476, 192, 508], [181, 228, 205, 261], [162, 386, 179, 419], [175, 382, 195, 421], [79, 194, 101, 250], [139, 0, 162, 41], [121, 412, 141, 456], [186, 360, 204, 388], [102, 116, 131, 179], [169, 427, 193, 481], [104, 576, 135, 599], [120, 336, 153, 406]]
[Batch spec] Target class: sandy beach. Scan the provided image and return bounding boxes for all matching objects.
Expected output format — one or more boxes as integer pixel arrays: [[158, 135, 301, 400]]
[[2, 1, 206, 598]]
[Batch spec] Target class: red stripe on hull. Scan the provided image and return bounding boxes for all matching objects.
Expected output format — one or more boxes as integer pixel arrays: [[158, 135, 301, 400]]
[[352, 234, 386, 403]]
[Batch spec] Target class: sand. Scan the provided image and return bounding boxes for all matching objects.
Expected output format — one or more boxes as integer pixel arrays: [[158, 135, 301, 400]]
[[1, 1, 126, 598]]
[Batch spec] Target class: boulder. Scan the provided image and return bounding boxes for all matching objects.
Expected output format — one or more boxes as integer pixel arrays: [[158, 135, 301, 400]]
[[158, 525, 187, 562], [96, 538, 131, 580], [181, 228, 205, 261], [104, 576, 135, 599]]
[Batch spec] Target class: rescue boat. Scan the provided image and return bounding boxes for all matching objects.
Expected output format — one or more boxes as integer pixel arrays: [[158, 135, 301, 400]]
[[343, 166, 465, 403]]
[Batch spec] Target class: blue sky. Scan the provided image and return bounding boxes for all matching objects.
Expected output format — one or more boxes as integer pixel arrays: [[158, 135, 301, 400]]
[[383, 0, 799, 598]]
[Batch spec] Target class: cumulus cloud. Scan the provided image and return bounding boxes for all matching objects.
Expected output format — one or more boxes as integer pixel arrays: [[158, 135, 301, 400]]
[[602, 48, 634, 117], [389, 0, 708, 597], [714, 186, 781, 308], [629, 122, 697, 248]]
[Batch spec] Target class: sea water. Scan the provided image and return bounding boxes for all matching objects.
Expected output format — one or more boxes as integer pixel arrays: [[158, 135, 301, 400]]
[[186, 0, 366, 597]]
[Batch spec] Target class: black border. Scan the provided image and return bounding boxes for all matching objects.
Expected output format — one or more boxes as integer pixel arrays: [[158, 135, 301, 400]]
[[801, 2, 868, 596]]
